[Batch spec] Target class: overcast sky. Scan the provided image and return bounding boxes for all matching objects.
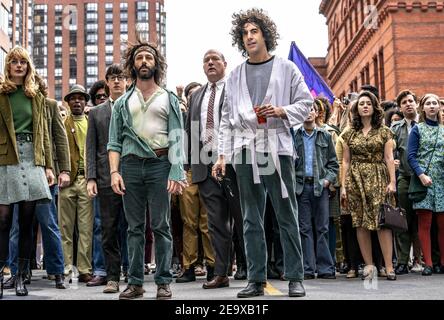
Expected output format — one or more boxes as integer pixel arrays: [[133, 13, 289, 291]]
[[164, 0, 329, 91]]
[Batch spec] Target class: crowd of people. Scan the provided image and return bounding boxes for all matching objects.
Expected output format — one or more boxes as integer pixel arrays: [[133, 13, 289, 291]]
[[0, 8, 444, 300]]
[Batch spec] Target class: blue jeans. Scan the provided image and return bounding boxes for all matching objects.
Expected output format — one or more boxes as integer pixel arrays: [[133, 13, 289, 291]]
[[9, 185, 64, 275], [92, 198, 107, 277], [297, 184, 335, 276]]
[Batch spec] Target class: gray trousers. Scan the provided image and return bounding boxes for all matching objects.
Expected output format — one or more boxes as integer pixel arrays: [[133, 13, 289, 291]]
[[234, 149, 304, 282], [395, 175, 419, 264]]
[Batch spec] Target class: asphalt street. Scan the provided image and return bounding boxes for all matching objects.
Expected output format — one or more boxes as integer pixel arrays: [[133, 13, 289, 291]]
[[2, 269, 444, 301]]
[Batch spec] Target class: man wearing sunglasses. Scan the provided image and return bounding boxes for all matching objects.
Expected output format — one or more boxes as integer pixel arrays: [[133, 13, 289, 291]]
[[86, 80, 108, 114]]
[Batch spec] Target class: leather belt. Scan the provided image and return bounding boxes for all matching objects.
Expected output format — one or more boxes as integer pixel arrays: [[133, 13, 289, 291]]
[[16, 133, 33, 142], [304, 176, 314, 184], [154, 148, 168, 157]]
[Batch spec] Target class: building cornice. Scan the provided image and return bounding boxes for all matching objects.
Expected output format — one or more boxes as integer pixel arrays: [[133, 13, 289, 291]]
[[327, 1, 444, 85], [386, 1, 443, 12]]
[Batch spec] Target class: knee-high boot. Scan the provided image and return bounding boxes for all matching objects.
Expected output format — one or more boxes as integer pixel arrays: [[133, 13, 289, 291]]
[[0, 260, 6, 299], [16, 258, 29, 296]]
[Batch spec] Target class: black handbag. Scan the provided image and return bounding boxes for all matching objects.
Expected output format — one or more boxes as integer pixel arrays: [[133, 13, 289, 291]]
[[408, 174, 427, 202], [378, 200, 408, 232], [408, 127, 439, 202]]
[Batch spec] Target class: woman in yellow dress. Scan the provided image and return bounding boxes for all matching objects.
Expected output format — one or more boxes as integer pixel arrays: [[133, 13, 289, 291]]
[[340, 91, 397, 281]]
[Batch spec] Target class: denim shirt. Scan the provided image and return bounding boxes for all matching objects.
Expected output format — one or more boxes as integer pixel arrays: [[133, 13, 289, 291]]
[[107, 84, 185, 182], [301, 127, 315, 177], [294, 127, 339, 196]]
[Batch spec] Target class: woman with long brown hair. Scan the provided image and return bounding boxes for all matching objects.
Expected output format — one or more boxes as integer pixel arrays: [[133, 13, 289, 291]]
[[340, 91, 397, 281], [0, 46, 54, 298]]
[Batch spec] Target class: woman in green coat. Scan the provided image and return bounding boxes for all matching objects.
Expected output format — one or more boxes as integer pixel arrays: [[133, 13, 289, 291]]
[[0, 46, 54, 298]]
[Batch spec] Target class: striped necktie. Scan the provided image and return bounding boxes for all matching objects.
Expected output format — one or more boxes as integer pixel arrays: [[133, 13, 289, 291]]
[[204, 83, 217, 146]]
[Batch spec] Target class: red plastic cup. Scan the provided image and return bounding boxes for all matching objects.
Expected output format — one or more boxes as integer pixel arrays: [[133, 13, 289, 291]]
[[254, 106, 267, 124]]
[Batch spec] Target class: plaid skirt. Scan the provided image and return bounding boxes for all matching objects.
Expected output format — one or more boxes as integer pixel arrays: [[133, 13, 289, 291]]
[[0, 141, 52, 205]]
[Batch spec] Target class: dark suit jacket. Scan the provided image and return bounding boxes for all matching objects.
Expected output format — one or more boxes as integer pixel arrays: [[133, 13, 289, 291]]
[[45, 98, 70, 176], [186, 83, 225, 184], [86, 100, 113, 189]]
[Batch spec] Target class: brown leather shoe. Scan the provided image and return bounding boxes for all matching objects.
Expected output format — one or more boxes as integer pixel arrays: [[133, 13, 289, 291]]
[[78, 273, 93, 283], [86, 275, 107, 287], [202, 275, 229, 289], [156, 284, 172, 299], [119, 284, 144, 300], [103, 280, 119, 293]]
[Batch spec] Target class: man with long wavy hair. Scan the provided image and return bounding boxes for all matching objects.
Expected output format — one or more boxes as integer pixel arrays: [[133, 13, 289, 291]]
[[107, 37, 186, 300], [213, 8, 313, 298]]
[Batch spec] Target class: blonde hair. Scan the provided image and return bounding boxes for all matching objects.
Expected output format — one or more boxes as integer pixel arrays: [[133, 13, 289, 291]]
[[418, 93, 442, 124], [0, 46, 38, 98]]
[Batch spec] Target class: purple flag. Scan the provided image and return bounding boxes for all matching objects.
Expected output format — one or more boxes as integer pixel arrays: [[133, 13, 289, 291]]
[[288, 41, 335, 103]]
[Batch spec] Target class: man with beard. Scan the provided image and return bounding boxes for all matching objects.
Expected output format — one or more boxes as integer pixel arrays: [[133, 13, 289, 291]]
[[108, 39, 187, 300], [59, 85, 93, 283]]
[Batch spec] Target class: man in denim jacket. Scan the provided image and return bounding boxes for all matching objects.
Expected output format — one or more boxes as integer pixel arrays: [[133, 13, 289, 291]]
[[294, 103, 339, 279]]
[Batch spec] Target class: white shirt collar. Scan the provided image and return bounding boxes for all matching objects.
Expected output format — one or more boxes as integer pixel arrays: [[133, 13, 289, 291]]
[[207, 77, 226, 91]]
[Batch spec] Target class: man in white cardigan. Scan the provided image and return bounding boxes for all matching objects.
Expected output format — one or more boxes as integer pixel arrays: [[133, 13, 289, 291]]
[[212, 8, 313, 298]]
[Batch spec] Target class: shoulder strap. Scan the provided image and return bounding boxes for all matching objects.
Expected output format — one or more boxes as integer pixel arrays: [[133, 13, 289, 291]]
[[424, 126, 440, 174]]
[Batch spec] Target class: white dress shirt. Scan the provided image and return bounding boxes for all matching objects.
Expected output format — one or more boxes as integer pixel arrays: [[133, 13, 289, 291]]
[[200, 78, 225, 152]]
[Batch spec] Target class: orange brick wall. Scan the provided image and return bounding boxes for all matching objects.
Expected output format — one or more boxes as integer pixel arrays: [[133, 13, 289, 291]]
[[392, 9, 444, 97], [320, 0, 444, 101]]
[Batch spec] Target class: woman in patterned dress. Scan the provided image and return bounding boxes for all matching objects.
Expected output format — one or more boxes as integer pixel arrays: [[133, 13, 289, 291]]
[[407, 93, 444, 276], [0, 46, 54, 298], [340, 91, 397, 281]]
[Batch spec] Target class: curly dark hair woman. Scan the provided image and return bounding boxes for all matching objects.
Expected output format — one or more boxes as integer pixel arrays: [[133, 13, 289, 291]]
[[88, 80, 107, 106], [230, 8, 279, 57], [350, 91, 384, 130], [340, 91, 397, 283], [122, 34, 166, 86]]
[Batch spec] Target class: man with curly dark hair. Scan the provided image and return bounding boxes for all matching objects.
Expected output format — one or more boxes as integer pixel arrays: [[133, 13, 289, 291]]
[[213, 8, 313, 298], [107, 38, 187, 300]]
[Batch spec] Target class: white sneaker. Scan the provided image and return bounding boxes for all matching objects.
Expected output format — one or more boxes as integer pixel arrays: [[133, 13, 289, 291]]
[[411, 262, 423, 273]]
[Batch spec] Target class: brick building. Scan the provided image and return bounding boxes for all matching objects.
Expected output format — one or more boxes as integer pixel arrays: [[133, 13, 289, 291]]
[[0, 0, 33, 75], [33, 0, 166, 101], [319, 0, 444, 101]]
